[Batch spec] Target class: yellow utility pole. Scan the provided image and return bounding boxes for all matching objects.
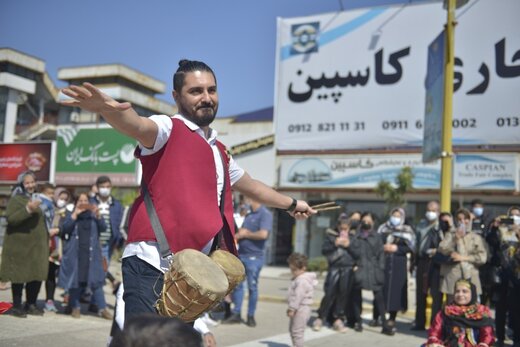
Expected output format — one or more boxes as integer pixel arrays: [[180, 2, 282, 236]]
[[440, 0, 456, 212]]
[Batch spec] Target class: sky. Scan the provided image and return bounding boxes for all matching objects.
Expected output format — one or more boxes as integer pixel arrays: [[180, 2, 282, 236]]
[[1, 0, 437, 118]]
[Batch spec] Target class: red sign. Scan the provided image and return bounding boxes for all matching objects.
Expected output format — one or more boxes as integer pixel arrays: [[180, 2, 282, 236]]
[[0, 142, 55, 183]]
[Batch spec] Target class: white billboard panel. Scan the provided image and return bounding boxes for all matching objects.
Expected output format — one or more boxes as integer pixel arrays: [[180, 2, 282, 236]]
[[274, 0, 520, 150]]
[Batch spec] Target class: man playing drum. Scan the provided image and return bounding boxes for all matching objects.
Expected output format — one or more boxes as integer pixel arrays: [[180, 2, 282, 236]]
[[61, 59, 316, 322]]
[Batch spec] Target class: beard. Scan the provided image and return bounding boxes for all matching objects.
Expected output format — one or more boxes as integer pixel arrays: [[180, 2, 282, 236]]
[[179, 102, 218, 127]]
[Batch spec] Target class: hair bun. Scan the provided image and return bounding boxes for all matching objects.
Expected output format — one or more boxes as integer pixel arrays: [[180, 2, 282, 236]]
[[178, 59, 190, 67]]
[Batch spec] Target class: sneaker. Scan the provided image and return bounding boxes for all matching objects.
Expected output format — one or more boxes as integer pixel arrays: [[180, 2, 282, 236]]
[[201, 313, 220, 327], [312, 318, 323, 331], [222, 312, 241, 324], [333, 319, 348, 333], [25, 304, 44, 316], [246, 316, 256, 327], [45, 300, 58, 312], [99, 308, 113, 320], [9, 305, 27, 318], [71, 307, 81, 318]]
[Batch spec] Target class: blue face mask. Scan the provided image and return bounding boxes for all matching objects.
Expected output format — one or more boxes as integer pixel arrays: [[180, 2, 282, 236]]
[[390, 216, 401, 226], [472, 207, 483, 217]]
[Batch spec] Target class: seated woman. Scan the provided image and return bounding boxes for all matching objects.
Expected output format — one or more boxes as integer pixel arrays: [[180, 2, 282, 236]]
[[426, 279, 495, 347]]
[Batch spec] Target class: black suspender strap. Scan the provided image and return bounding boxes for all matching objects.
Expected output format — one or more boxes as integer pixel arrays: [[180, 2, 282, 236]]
[[141, 181, 172, 259]]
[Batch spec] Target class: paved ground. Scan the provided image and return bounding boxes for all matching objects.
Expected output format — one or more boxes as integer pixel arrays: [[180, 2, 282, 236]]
[[0, 262, 431, 347]]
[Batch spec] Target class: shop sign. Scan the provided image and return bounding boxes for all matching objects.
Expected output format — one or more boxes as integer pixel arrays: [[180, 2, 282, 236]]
[[0, 142, 55, 183]]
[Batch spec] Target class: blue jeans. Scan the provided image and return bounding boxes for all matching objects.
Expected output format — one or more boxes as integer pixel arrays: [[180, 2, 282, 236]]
[[231, 255, 264, 317], [69, 285, 106, 310]]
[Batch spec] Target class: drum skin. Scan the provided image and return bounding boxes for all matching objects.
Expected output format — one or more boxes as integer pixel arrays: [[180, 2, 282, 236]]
[[210, 250, 246, 295], [156, 249, 228, 322]]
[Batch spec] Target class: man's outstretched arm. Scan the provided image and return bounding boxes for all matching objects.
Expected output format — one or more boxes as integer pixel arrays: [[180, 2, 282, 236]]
[[233, 172, 316, 219], [61, 83, 158, 148]]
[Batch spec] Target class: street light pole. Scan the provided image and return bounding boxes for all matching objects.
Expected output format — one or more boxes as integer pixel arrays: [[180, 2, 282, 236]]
[[440, 0, 456, 212]]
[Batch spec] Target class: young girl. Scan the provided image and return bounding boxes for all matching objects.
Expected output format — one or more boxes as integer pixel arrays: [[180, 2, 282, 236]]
[[426, 279, 495, 347], [287, 253, 317, 347]]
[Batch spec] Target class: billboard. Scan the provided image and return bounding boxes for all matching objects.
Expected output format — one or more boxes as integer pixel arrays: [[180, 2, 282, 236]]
[[274, 0, 520, 150], [56, 126, 138, 186], [279, 153, 519, 191], [0, 142, 55, 183]]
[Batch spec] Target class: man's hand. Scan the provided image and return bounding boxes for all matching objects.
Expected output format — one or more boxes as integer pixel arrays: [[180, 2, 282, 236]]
[[203, 332, 217, 347], [289, 200, 317, 220], [235, 228, 248, 240], [450, 252, 465, 262], [287, 309, 295, 317], [383, 244, 398, 253], [61, 83, 131, 115]]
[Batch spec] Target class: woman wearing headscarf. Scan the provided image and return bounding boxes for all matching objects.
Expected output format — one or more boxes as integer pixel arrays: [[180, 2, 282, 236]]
[[426, 279, 495, 347], [0, 171, 52, 317], [438, 208, 487, 303], [58, 192, 112, 319], [350, 212, 393, 335], [312, 214, 355, 333], [377, 207, 416, 334]]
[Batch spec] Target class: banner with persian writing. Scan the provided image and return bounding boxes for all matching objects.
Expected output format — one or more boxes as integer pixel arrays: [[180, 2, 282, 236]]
[[274, 0, 520, 150], [56, 126, 138, 186]]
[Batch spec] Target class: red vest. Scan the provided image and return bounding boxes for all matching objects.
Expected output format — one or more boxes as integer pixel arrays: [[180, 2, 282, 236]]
[[127, 118, 237, 255]]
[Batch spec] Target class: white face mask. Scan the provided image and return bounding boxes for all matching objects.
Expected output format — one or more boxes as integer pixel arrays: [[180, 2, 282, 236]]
[[425, 211, 438, 222], [56, 199, 67, 208], [473, 207, 483, 217], [513, 215, 520, 225], [98, 187, 111, 197], [390, 216, 401, 226]]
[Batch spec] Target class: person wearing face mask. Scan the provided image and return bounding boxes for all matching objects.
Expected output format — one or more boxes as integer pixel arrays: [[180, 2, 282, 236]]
[[312, 214, 356, 333], [377, 207, 416, 334], [428, 212, 456, 322], [470, 199, 493, 236], [412, 201, 441, 331], [0, 171, 53, 317], [58, 192, 112, 319], [45, 188, 73, 310], [349, 212, 393, 335], [89, 175, 124, 306], [438, 208, 488, 303], [486, 206, 520, 347], [469, 199, 495, 306], [90, 176, 124, 267]]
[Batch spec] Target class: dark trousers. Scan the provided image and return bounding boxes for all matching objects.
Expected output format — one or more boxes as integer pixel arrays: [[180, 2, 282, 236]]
[[414, 258, 429, 328], [317, 267, 353, 322], [122, 256, 164, 324], [429, 270, 443, 324], [496, 280, 520, 342], [12, 281, 42, 307], [354, 289, 386, 325], [45, 262, 59, 301]]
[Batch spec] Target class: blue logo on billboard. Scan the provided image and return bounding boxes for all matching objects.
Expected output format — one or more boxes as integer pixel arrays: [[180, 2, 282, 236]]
[[290, 22, 319, 55]]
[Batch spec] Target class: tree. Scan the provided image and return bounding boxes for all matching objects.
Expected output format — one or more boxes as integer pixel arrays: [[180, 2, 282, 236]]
[[375, 166, 414, 212]]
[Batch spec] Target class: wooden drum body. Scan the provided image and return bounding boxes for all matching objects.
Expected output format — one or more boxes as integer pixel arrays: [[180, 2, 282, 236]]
[[155, 249, 228, 322], [210, 250, 246, 295]]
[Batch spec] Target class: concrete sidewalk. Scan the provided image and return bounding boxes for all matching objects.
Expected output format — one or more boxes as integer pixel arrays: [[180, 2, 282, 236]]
[[0, 263, 421, 347]]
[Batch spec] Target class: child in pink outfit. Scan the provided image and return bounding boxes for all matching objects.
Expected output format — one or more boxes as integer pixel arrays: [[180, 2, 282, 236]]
[[287, 253, 318, 347]]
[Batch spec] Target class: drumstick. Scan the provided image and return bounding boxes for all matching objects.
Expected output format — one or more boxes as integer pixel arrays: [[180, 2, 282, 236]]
[[315, 206, 342, 212], [310, 201, 336, 209]]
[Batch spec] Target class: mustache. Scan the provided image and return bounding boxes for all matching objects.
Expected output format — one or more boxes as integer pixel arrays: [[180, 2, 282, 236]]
[[197, 102, 214, 110]]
